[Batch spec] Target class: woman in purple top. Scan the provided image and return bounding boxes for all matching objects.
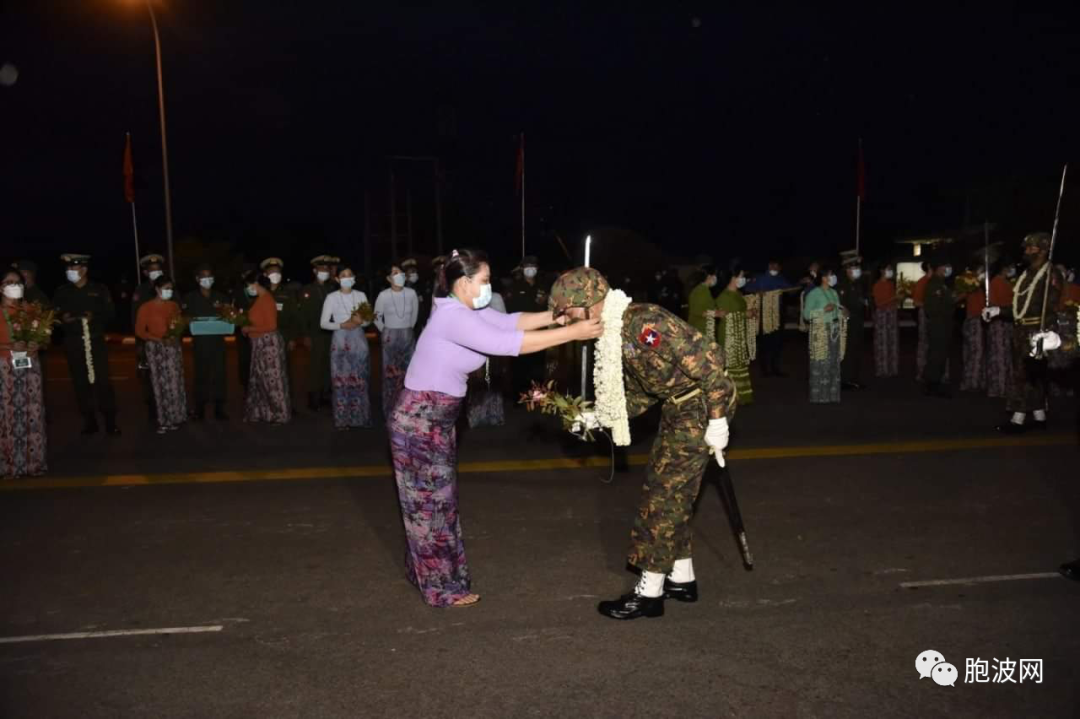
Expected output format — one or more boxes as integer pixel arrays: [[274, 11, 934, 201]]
[[390, 248, 603, 607]]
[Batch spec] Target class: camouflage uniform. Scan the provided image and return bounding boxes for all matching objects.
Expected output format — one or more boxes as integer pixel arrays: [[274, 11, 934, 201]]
[[550, 269, 737, 574]]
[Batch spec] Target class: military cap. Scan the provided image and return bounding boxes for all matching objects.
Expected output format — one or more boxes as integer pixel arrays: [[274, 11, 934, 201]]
[[400, 258, 418, 270], [328, 256, 341, 264], [260, 257, 285, 271], [60, 253, 91, 266], [548, 267, 610, 313], [1022, 232, 1051, 251], [431, 255, 448, 268], [12, 259, 38, 274], [139, 253, 165, 267], [310, 255, 332, 266], [521, 255, 539, 267], [839, 249, 862, 267]]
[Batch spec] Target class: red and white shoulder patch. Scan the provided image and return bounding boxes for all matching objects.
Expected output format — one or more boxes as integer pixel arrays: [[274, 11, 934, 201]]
[[638, 325, 662, 349]]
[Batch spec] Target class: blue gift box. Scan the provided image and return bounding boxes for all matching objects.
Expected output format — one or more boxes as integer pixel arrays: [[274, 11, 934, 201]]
[[188, 317, 236, 336]]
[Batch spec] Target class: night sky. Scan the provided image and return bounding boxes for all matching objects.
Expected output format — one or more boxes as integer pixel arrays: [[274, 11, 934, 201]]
[[3, 2, 1079, 287]]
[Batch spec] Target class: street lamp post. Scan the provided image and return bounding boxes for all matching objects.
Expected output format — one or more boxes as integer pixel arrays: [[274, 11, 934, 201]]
[[145, 1, 175, 278]]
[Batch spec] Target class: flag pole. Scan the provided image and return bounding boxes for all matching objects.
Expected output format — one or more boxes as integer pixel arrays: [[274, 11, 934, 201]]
[[855, 195, 861, 254], [131, 201, 141, 282], [520, 132, 526, 259], [855, 138, 864, 254], [124, 132, 141, 282]]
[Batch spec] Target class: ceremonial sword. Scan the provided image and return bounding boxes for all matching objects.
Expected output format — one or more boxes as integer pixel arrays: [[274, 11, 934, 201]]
[[1036, 164, 1068, 359], [715, 455, 754, 570], [983, 220, 991, 308]]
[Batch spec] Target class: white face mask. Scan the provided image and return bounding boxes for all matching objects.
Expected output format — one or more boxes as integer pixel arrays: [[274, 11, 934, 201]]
[[148, 270, 163, 281], [408, 273, 419, 284], [1067, 271, 1075, 283], [768, 269, 779, 277], [391, 273, 406, 288], [246, 285, 258, 297], [316, 271, 330, 282], [199, 277, 215, 289], [706, 276, 717, 288], [849, 268, 862, 280], [66, 269, 82, 283], [884, 269, 895, 279], [827, 275, 838, 287], [267, 272, 282, 285], [1005, 267, 1017, 278], [735, 276, 747, 289], [942, 267, 953, 278], [523, 267, 538, 279], [340, 277, 356, 290], [3, 284, 24, 299], [160, 289, 174, 300], [472, 282, 493, 309]]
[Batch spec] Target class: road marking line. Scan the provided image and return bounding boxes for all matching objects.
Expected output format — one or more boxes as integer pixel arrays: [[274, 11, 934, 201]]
[[0, 625, 224, 644], [900, 572, 1061, 589], [3, 434, 1071, 491]]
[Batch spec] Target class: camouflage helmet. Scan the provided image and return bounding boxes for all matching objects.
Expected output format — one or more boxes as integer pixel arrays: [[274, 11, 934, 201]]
[[548, 267, 610, 313], [1022, 232, 1051, 251]]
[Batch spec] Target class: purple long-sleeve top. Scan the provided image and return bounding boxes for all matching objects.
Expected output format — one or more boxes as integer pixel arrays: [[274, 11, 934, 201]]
[[404, 297, 525, 397]]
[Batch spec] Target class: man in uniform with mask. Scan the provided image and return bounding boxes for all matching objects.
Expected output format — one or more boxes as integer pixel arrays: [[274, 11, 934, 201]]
[[982, 232, 1066, 432], [182, 263, 230, 420], [548, 267, 737, 620], [52, 254, 121, 435], [132, 253, 166, 425], [837, 251, 867, 390], [262, 258, 301, 412], [923, 253, 956, 398], [507, 255, 549, 394], [299, 255, 335, 411]]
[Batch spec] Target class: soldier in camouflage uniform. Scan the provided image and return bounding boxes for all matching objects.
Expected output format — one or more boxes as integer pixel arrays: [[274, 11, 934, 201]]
[[983, 232, 1066, 433], [549, 267, 737, 620]]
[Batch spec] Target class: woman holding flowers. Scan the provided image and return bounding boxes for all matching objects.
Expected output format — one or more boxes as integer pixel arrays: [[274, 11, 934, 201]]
[[803, 268, 846, 403], [391, 248, 602, 607], [373, 264, 418, 417], [320, 266, 373, 429], [134, 276, 188, 433], [241, 270, 292, 424], [872, 265, 899, 378], [0, 269, 48, 478], [711, 265, 755, 405]]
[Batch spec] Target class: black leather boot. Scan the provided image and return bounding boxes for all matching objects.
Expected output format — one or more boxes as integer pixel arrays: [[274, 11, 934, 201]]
[[662, 578, 699, 603], [1059, 559, 1080, 581], [597, 592, 664, 620], [104, 413, 121, 436], [193, 404, 206, 422], [214, 401, 229, 421], [307, 393, 319, 412], [81, 413, 99, 435]]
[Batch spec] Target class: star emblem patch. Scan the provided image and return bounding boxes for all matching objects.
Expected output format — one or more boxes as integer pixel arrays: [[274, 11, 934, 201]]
[[638, 326, 662, 348]]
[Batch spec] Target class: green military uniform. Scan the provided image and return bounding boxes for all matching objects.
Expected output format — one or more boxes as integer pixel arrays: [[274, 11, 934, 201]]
[[550, 270, 737, 574], [270, 282, 301, 395], [299, 279, 333, 404], [52, 258, 119, 431], [507, 258, 549, 394], [837, 273, 866, 386], [923, 272, 955, 389], [181, 287, 230, 410]]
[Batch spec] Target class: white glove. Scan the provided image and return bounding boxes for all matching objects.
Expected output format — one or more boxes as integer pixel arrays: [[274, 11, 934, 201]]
[[704, 417, 730, 468], [1030, 330, 1062, 356], [981, 306, 1000, 322], [570, 411, 602, 437]]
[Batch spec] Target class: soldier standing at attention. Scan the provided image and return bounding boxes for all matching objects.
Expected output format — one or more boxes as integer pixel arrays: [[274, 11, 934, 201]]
[[922, 254, 956, 398], [132, 253, 165, 425], [181, 263, 230, 421], [548, 268, 737, 620], [261, 258, 301, 413], [52, 254, 121, 435], [837, 252, 867, 390], [506, 255, 549, 394], [300, 255, 335, 411]]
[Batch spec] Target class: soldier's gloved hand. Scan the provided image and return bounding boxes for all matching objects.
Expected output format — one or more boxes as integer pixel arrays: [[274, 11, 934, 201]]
[[704, 417, 730, 468], [981, 306, 1000, 322], [1030, 330, 1062, 356], [578, 411, 602, 431]]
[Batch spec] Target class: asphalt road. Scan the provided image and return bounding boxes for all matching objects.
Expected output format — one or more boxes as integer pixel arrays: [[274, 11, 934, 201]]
[[2, 336, 1078, 718]]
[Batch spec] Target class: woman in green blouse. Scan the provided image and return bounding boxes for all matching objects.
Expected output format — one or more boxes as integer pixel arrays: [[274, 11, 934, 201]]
[[686, 265, 718, 335], [802, 267, 845, 403], [714, 265, 755, 405]]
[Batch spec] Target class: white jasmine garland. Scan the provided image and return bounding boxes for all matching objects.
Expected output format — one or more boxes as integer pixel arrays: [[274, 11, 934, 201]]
[[704, 313, 716, 344], [722, 311, 751, 366], [743, 294, 760, 360], [1012, 263, 1049, 321], [593, 288, 633, 447], [808, 311, 848, 361], [82, 317, 95, 384], [761, 290, 782, 334]]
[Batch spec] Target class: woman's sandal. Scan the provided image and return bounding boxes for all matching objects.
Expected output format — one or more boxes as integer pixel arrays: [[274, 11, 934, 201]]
[[451, 593, 481, 607]]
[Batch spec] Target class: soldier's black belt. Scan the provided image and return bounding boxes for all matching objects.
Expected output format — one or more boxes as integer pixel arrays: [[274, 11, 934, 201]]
[[668, 387, 702, 406]]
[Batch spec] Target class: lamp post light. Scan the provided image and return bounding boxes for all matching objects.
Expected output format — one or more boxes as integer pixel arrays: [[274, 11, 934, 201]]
[[141, 0, 175, 278]]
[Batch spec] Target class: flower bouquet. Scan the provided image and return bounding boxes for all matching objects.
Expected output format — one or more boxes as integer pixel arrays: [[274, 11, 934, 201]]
[[895, 277, 915, 301], [519, 380, 598, 441], [217, 304, 251, 327], [9, 301, 58, 345], [351, 302, 375, 325], [953, 271, 982, 297], [163, 315, 190, 343]]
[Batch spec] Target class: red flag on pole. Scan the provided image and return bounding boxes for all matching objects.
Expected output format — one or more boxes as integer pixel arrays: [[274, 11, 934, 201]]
[[515, 133, 524, 193], [856, 138, 865, 201], [123, 133, 135, 203]]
